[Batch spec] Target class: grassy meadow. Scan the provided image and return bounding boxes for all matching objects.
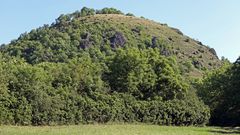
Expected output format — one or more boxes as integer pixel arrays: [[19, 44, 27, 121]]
[[0, 125, 239, 135]]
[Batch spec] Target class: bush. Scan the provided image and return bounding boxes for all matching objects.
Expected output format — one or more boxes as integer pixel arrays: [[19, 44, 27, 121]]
[[0, 54, 209, 125]]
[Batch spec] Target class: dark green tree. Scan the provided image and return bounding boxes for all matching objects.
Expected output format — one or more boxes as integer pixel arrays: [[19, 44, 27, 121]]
[[96, 8, 123, 14], [198, 58, 240, 126]]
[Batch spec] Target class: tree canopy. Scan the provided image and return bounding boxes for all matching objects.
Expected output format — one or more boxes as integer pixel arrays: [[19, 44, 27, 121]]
[[197, 58, 240, 126]]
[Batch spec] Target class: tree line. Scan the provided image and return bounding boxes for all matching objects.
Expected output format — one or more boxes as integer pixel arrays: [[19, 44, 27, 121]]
[[0, 48, 209, 125]]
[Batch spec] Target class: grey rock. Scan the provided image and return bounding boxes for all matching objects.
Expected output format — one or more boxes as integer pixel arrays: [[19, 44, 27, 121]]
[[109, 32, 126, 48]]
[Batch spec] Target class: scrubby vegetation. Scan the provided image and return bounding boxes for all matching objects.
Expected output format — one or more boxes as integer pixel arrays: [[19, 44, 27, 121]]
[[197, 57, 240, 126], [0, 7, 238, 126], [0, 48, 210, 125]]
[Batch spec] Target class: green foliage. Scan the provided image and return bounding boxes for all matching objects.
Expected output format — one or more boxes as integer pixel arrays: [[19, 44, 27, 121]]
[[181, 60, 193, 73], [80, 7, 95, 17], [197, 58, 240, 126], [126, 13, 135, 16], [0, 7, 212, 126], [96, 8, 123, 14], [0, 49, 209, 125], [106, 48, 187, 100]]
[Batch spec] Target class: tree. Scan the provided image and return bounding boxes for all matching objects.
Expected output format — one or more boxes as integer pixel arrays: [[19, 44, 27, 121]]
[[198, 58, 240, 126], [126, 13, 135, 16], [106, 48, 188, 100], [96, 8, 123, 14], [0, 57, 14, 124], [80, 7, 95, 17], [218, 57, 240, 125]]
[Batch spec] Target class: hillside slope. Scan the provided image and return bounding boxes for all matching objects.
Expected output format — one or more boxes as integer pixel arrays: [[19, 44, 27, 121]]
[[0, 13, 221, 78]]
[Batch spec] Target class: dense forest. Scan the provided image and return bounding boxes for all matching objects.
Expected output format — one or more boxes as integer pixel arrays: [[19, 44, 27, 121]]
[[0, 7, 239, 126]]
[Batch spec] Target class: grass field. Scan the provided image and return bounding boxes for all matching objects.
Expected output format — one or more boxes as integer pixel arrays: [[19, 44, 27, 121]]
[[0, 125, 240, 135]]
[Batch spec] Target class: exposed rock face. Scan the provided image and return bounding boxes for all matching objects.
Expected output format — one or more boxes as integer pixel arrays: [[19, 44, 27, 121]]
[[151, 37, 157, 48], [80, 33, 92, 49], [209, 48, 218, 58], [151, 37, 171, 56], [160, 48, 171, 56], [109, 32, 126, 48], [192, 60, 203, 69], [80, 40, 91, 49]]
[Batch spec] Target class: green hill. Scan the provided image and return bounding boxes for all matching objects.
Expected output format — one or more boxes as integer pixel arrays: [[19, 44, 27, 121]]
[[1, 9, 221, 78], [0, 7, 220, 126]]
